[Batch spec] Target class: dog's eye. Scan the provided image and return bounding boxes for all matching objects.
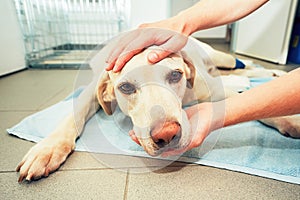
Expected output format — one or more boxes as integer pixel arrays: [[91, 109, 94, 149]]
[[118, 82, 136, 95], [168, 70, 183, 84]]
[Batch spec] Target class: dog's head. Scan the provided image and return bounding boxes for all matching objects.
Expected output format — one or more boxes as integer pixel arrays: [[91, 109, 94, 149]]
[[97, 49, 196, 156]]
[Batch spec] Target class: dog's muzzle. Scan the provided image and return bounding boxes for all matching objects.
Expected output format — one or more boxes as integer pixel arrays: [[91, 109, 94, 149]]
[[150, 121, 182, 149]]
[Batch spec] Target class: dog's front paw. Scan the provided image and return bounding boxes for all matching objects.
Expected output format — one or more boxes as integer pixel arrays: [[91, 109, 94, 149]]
[[16, 136, 75, 182], [260, 116, 300, 138]]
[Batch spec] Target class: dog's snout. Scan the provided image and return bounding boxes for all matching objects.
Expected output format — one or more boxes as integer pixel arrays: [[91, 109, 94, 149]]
[[150, 121, 181, 148]]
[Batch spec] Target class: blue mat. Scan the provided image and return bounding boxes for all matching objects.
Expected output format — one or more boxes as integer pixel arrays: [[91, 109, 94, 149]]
[[7, 78, 300, 184]]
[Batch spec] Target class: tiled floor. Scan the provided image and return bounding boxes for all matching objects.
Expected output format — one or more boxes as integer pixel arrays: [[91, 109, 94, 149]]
[[1, 56, 300, 199]]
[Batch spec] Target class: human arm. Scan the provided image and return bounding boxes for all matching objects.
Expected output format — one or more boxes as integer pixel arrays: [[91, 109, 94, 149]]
[[158, 0, 269, 35], [224, 68, 300, 126], [106, 0, 269, 72], [163, 68, 300, 156]]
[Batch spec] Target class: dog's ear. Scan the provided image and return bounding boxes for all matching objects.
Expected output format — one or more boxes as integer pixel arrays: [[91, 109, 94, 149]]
[[97, 72, 116, 115], [181, 51, 196, 89]]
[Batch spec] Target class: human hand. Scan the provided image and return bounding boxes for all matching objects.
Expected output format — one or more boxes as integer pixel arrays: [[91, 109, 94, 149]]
[[161, 102, 225, 157], [105, 27, 188, 72]]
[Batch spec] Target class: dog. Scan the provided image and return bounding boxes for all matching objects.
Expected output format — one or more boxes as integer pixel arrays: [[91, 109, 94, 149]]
[[16, 37, 300, 182]]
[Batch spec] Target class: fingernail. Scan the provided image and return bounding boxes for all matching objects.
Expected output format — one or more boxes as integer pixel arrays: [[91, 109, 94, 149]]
[[112, 66, 119, 73], [148, 52, 158, 63], [105, 62, 113, 71]]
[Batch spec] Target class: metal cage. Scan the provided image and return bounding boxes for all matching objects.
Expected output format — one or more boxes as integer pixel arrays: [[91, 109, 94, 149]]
[[14, 0, 129, 68]]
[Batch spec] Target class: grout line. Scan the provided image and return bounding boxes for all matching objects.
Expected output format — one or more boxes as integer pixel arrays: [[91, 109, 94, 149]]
[[0, 110, 37, 112], [123, 169, 130, 200], [0, 170, 17, 173], [37, 88, 67, 111], [59, 168, 112, 172]]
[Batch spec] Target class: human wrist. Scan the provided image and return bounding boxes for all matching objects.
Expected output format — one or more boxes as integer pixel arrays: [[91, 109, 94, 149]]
[[172, 13, 195, 36], [210, 101, 227, 131]]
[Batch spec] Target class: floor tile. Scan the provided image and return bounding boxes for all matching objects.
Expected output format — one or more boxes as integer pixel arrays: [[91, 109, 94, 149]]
[[37, 69, 94, 110], [0, 69, 78, 111], [0, 111, 35, 171], [126, 165, 300, 200], [0, 169, 127, 200], [78, 153, 191, 172]]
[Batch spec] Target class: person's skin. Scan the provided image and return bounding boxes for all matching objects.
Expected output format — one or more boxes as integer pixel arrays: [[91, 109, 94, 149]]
[[105, 0, 300, 156], [162, 68, 300, 156], [106, 0, 269, 72], [105, 28, 188, 72]]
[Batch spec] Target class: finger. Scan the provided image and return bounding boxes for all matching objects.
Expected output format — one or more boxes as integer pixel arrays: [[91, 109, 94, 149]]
[[163, 116, 209, 157], [147, 50, 172, 64], [106, 48, 122, 64], [105, 31, 140, 64], [185, 103, 212, 119], [112, 32, 161, 72], [113, 48, 144, 72], [105, 61, 116, 71], [106, 30, 142, 70], [138, 23, 151, 29], [129, 130, 141, 145], [161, 147, 188, 157], [147, 34, 187, 64], [185, 105, 201, 119], [161, 133, 206, 158], [105, 47, 124, 71]]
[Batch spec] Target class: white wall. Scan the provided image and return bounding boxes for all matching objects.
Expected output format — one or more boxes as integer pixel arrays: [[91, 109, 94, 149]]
[[0, 0, 26, 76], [129, 0, 227, 38], [129, 0, 170, 28], [170, 0, 227, 38]]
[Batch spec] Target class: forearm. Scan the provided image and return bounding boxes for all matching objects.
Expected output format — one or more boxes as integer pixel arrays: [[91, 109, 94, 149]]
[[174, 0, 269, 35], [223, 68, 300, 127]]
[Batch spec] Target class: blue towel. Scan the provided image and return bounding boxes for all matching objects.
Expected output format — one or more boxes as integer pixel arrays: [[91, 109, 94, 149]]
[[7, 80, 300, 184]]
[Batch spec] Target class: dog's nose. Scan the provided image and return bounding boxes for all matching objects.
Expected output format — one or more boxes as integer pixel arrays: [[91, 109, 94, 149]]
[[150, 121, 181, 148]]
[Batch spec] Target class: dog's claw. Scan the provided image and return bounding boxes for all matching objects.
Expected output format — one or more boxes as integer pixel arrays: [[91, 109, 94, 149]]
[[18, 174, 25, 183], [16, 165, 20, 172], [44, 168, 50, 177], [26, 173, 33, 182], [16, 137, 74, 183]]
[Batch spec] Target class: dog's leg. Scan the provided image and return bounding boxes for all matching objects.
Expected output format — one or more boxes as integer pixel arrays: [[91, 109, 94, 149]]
[[16, 80, 99, 182], [259, 116, 300, 138], [194, 40, 237, 70]]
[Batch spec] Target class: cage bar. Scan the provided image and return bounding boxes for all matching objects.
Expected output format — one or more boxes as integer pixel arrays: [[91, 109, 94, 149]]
[[14, 0, 129, 68]]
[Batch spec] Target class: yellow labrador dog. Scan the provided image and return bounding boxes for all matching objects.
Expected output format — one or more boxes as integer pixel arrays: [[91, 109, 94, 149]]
[[16, 37, 300, 182]]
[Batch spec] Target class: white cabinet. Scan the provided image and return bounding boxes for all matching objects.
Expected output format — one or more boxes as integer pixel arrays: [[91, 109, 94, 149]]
[[0, 0, 26, 76], [232, 0, 298, 64]]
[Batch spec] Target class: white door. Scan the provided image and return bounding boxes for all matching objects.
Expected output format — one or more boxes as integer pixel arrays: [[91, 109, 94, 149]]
[[0, 0, 26, 76], [232, 0, 298, 64]]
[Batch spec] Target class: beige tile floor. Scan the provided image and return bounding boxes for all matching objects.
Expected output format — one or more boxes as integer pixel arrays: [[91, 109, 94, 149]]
[[1, 53, 300, 199]]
